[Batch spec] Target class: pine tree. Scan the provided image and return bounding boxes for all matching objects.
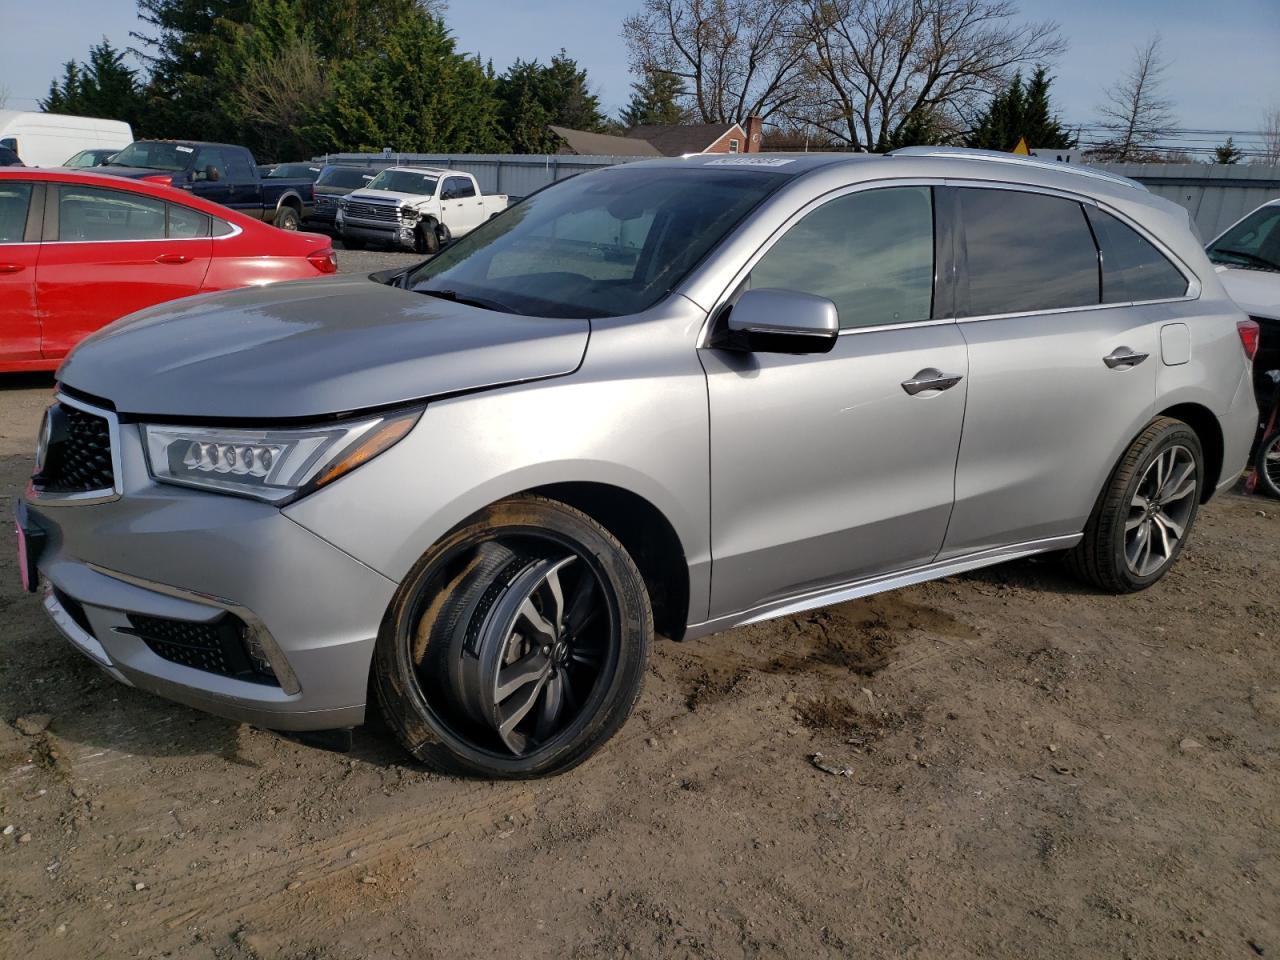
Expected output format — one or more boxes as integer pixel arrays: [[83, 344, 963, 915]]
[[1213, 137, 1242, 164], [41, 41, 145, 131], [966, 67, 1075, 152], [620, 70, 686, 127], [495, 51, 606, 152]]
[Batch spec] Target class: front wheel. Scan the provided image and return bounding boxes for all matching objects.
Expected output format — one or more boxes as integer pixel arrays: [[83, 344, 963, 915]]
[[413, 219, 441, 255], [1256, 432, 1280, 499], [1068, 417, 1203, 593], [374, 496, 652, 778]]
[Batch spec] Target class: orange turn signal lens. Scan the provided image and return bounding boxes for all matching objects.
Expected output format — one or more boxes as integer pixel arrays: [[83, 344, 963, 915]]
[[312, 411, 420, 490]]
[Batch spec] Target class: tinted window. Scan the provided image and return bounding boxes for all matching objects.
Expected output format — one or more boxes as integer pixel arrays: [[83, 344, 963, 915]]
[[446, 176, 475, 199], [367, 169, 438, 194], [1206, 203, 1280, 274], [168, 203, 211, 238], [0, 183, 32, 242], [0, 146, 23, 166], [194, 147, 229, 180], [960, 189, 1099, 316], [317, 167, 375, 189], [57, 186, 166, 242], [408, 167, 790, 318], [267, 163, 322, 180], [108, 142, 193, 172], [223, 150, 255, 181], [749, 186, 935, 329], [211, 217, 234, 238], [1087, 207, 1190, 301]]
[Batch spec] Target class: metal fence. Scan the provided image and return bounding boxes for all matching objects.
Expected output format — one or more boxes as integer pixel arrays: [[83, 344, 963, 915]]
[[319, 152, 1280, 239]]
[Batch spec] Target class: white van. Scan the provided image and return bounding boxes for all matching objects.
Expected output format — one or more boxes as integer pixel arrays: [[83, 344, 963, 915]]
[[0, 111, 133, 167]]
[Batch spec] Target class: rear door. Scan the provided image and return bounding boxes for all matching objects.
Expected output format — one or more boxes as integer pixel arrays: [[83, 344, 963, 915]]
[[36, 183, 212, 361], [222, 148, 263, 218], [941, 185, 1166, 558], [0, 180, 42, 366], [190, 146, 234, 210], [702, 183, 969, 618]]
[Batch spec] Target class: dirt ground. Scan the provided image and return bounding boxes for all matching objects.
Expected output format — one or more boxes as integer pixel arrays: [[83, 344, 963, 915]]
[[2, 254, 1278, 958]]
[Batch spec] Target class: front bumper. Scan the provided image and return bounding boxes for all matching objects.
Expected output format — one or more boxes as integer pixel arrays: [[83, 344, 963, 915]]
[[338, 218, 416, 250], [24, 403, 398, 731]]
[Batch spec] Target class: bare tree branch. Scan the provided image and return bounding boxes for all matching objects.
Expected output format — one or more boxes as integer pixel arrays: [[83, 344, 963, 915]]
[[1092, 34, 1177, 162], [1260, 103, 1280, 167]]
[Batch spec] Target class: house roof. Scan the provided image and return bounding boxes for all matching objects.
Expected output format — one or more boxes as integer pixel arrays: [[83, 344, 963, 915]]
[[549, 126, 663, 157], [624, 122, 744, 156]]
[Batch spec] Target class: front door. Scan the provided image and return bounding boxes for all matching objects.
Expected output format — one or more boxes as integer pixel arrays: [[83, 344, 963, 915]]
[[36, 183, 212, 361], [0, 180, 41, 366], [441, 177, 481, 235], [702, 184, 967, 619], [941, 186, 1168, 557]]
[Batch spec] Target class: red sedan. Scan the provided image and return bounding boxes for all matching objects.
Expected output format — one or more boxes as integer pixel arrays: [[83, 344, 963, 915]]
[[0, 168, 338, 372]]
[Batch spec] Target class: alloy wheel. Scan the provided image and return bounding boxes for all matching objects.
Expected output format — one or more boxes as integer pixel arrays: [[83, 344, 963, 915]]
[[1124, 444, 1198, 577]]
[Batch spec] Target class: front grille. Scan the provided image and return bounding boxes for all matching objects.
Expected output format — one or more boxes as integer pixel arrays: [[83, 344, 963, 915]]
[[125, 612, 278, 686], [343, 200, 400, 222], [35, 404, 114, 494]]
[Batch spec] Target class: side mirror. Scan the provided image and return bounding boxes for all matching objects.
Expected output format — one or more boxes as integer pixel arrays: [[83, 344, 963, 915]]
[[716, 288, 839, 354], [205, 165, 221, 182]]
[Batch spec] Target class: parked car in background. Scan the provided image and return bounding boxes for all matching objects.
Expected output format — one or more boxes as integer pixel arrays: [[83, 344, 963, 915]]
[[0, 168, 337, 372], [19, 150, 1257, 779], [0, 111, 132, 167], [305, 165, 377, 232], [1207, 199, 1280, 492], [336, 166, 506, 252], [63, 148, 119, 168], [267, 162, 323, 182], [0, 146, 22, 167], [100, 140, 314, 231]]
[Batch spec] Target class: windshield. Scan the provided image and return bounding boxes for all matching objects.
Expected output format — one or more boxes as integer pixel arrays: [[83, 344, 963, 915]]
[[317, 166, 376, 189], [106, 142, 193, 172], [407, 166, 791, 319], [1208, 205, 1280, 273], [268, 162, 322, 180], [366, 170, 439, 194]]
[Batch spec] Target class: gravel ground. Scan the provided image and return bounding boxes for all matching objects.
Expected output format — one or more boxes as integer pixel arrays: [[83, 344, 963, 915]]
[[0, 265, 1277, 958], [332, 242, 422, 277]]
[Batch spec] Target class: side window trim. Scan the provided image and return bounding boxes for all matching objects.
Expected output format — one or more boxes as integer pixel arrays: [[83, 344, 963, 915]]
[[25, 182, 45, 243], [700, 178, 954, 346]]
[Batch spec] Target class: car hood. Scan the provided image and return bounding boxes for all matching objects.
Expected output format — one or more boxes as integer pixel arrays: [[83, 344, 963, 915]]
[[1217, 265, 1280, 320], [57, 276, 590, 419], [345, 189, 427, 205]]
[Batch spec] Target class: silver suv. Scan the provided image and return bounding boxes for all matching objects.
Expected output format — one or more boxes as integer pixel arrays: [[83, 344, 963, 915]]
[[20, 149, 1258, 778]]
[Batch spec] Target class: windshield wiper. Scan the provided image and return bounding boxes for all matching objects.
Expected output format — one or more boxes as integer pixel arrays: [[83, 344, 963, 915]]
[[416, 288, 517, 314], [1211, 248, 1280, 272]]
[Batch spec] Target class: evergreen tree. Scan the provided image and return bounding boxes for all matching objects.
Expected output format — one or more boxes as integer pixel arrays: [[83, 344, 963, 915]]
[[1213, 137, 1242, 164], [966, 67, 1074, 151], [41, 41, 146, 131], [880, 110, 951, 150], [496, 51, 605, 152], [620, 70, 687, 127]]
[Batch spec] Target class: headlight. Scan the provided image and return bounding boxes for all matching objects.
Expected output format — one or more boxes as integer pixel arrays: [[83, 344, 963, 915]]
[[142, 409, 421, 503], [398, 206, 421, 222]]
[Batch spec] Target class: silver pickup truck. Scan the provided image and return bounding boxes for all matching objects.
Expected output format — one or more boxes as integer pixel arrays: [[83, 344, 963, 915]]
[[337, 166, 507, 253]]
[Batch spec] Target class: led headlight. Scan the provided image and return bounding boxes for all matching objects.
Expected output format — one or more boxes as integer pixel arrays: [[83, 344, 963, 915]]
[[142, 409, 421, 503]]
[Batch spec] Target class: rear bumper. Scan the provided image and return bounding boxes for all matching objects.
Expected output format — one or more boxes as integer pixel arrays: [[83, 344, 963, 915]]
[[1214, 366, 1260, 497], [24, 414, 397, 731]]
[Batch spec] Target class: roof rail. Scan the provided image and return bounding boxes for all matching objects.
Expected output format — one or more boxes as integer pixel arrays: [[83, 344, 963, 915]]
[[887, 146, 1148, 192]]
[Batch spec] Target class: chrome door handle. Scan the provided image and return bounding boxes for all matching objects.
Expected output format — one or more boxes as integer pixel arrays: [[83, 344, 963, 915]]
[[0, 263, 25, 274], [1103, 347, 1149, 369], [901, 368, 964, 396]]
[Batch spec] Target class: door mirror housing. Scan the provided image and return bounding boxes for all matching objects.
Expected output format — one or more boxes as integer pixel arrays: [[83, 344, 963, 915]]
[[201, 165, 221, 182], [716, 288, 839, 354]]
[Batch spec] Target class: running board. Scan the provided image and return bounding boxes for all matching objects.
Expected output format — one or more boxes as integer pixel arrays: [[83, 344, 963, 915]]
[[682, 534, 1081, 641]]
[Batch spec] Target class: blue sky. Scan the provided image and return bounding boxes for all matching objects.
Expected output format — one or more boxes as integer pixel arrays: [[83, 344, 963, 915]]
[[3, 0, 1277, 148]]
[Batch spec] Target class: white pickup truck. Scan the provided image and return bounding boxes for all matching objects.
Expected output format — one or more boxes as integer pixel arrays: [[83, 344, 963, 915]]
[[336, 166, 508, 253]]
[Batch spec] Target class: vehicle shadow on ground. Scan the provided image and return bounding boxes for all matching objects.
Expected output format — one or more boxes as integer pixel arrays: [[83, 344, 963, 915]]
[[0, 372, 56, 394], [955, 553, 1098, 596]]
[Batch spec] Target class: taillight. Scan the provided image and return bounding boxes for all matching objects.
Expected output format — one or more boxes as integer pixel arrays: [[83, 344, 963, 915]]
[[307, 249, 338, 274], [1238, 318, 1261, 362]]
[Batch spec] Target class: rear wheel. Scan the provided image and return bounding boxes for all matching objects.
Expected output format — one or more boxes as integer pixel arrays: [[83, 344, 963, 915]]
[[374, 495, 652, 778], [1068, 417, 1203, 592], [275, 205, 301, 231], [1256, 432, 1280, 499]]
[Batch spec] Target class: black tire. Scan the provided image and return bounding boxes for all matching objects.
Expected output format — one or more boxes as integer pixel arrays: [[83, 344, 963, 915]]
[[414, 219, 441, 255], [1256, 432, 1280, 499], [341, 236, 365, 250], [275, 205, 301, 231], [374, 495, 652, 778], [1068, 416, 1204, 593]]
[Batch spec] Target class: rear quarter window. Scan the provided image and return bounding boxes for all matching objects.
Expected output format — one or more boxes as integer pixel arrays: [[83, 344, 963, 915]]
[[1086, 207, 1189, 302], [959, 188, 1100, 316]]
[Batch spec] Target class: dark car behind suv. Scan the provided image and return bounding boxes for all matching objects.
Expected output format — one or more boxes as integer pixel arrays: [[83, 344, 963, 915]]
[[305, 164, 377, 232]]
